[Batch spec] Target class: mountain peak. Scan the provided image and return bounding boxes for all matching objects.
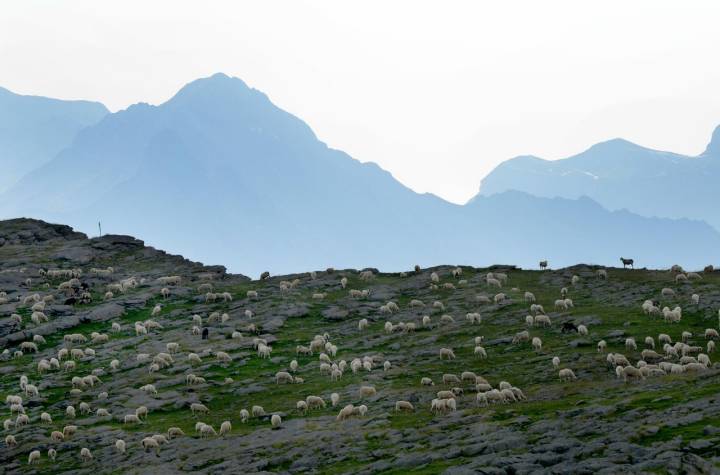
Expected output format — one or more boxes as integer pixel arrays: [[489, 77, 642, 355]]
[[168, 73, 254, 104], [703, 125, 720, 156]]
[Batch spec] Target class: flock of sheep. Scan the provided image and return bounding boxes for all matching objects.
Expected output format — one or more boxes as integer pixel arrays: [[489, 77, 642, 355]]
[[1, 256, 719, 470]]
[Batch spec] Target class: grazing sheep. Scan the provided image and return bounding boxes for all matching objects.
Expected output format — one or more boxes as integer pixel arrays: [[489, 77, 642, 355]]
[[252, 405, 265, 417], [705, 328, 719, 340], [142, 437, 161, 453], [63, 425, 77, 438], [619, 366, 645, 382], [644, 336, 655, 349], [552, 356, 560, 368], [534, 315, 551, 327], [190, 403, 210, 416], [41, 411, 52, 424], [625, 338, 637, 351], [219, 420, 232, 436], [271, 414, 282, 428], [306, 395, 326, 410], [512, 330, 530, 344], [48, 448, 57, 461], [359, 386, 377, 398], [466, 312, 482, 324], [473, 346, 488, 358], [439, 348, 456, 360], [80, 447, 93, 462], [395, 401, 415, 412], [692, 293, 700, 305], [115, 439, 126, 454], [532, 337, 542, 351], [337, 404, 355, 421], [558, 368, 577, 382], [275, 371, 294, 384], [440, 314, 455, 324], [577, 324, 588, 336]]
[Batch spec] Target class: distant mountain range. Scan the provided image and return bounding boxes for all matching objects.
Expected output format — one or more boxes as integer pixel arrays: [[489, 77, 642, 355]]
[[1, 74, 718, 274], [475, 129, 720, 230], [0, 87, 107, 193]]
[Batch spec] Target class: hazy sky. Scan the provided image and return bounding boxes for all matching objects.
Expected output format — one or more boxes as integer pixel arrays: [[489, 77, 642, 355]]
[[3, 1, 720, 203]]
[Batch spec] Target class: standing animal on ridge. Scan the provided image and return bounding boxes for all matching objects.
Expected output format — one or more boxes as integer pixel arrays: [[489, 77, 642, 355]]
[[620, 257, 634, 269], [539, 260, 548, 270]]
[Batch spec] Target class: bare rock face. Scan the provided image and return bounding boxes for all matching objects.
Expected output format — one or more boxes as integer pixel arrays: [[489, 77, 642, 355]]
[[0, 218, 86, 246]]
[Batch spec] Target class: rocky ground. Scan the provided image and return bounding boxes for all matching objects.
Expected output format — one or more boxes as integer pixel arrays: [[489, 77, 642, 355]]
[[1, 218, 720, 474]]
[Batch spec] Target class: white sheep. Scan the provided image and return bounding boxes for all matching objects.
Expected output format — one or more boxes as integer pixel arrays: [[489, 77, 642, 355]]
[[115, 439, 126, 454], [28, 450, 41, 465], [558, 368, 577, 382], [395, 401, 415, 412], [219, 420, 232, 436], [552, 356, 560, 368], [80, 447, 93, 462], [439, 348, 456, 360], [625, 338, 637, 351], [190, 403, 210, 416], [359, 385, 377, 398], [534, 315, 551, 327], [271, 414, 282, 428], [532, 337, 542, 351], [142, 436, 161, 453], [275, 371, 294, 384], [474, 346, 487, 358]]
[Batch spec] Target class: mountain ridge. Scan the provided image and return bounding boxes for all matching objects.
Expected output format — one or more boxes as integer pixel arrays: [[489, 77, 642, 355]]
[[1, 73, 719, 274]]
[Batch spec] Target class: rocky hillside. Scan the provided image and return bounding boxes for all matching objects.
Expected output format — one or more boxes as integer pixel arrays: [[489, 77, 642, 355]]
[[1, 219, 720, 474]]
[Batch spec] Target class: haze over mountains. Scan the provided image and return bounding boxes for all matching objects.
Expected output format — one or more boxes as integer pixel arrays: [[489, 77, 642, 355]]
[[475, 129, 720, 230], [1, 73, 719, 274], [0, 87, 107, 193]]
